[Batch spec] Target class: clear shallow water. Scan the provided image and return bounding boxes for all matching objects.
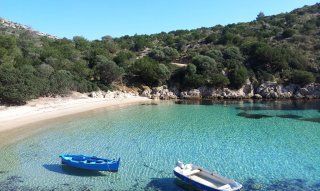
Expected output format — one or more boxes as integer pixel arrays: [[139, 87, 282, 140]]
[[0, 100, 320, 191]]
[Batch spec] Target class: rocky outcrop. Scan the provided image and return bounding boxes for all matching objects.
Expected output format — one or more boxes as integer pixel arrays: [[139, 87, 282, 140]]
[[0, 17, 57, 39], [255, 82, 298, 99], [180, 89, 201, 99], [140, 86, 177, 100], [90, 83, 320, 101], [296, 83, 320, 99], [179, 82, 320, 100]]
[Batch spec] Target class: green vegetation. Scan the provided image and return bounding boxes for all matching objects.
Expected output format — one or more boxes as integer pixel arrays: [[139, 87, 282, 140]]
[[0, 3, 319, 104]]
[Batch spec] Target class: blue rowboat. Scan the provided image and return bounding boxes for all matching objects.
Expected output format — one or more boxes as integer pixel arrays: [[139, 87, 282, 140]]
[[59, 154, 120, 172], [174, 161, 242, 191]]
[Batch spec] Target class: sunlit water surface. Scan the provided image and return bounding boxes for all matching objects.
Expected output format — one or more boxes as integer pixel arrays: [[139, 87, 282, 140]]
[[0, 100, 319, 191]]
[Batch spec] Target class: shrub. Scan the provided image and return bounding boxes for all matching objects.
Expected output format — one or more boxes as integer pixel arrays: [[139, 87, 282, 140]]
[[290, 70, 315, 86], [0, 64, 41, 104], [208, 74, 230, 88], [228, 66, 248, 89], [186, 64, 197, 75], [192, 55, 219, 75], [149, 47, 179, 62], [183, 74, 206, 88], [50, 70, 74, 95], [282, 29, 296, 38], [128, 58, 170, 86], [113, 51, 135, 67], [93, 57, 124, 86], [205, 49, 223, 63], [204, 33, 218, 43]]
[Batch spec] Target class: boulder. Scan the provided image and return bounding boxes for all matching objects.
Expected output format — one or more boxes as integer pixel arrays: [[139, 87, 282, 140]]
[[180, 89, 201, 99], [254, 94, 263, 99], [296, 83, 320, 98]]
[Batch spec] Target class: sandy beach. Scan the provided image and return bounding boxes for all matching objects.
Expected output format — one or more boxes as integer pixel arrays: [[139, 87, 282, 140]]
[[0, 91, 150, 133]]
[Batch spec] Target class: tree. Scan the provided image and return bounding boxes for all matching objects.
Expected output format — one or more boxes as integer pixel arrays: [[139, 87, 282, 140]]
[[186, 64, 197, 75], [132, 35, 149, 51], [192, 55, 220, 75], [223, 46, 244, 62], [204, 33, 218, 43], [93, 56, 124, 86], [113, 50, 135, 68], [245, 42, 289, 73], [208, 74, 230, 88], [257, 12, 265, 20], [205, 49, 223, 63], [282, 29, 296, 38], [149, 47, 179, 62], [0, 64, 41, 104], [50, 70, 74, 95], [228, 66, 248, 89], [73, 36, 90, 51], [184, 74, 206, 88], [128, 58, 170, 86]]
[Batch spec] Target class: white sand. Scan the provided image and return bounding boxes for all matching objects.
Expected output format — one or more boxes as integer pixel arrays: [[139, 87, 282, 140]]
[[0, 91, 150, 133]]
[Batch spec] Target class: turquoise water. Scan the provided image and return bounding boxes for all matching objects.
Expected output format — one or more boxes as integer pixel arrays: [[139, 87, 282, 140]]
[[0, 100, 319, 191]]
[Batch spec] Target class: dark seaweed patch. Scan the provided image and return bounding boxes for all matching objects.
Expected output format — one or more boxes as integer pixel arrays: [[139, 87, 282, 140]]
[[141, 103, 158, 106], [237, 112, 273, 119], [145, 178, 187, 191], [299, 117, 320, 123], [0, 175, 105, 191], [276, 114, 303, 119], [242, 178, 320, 191]]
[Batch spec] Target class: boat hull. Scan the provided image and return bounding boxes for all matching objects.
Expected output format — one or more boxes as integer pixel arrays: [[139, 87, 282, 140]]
[[173, 162, 242, 191], [60, 155, 120, 172], [174, 170, 220, 191]]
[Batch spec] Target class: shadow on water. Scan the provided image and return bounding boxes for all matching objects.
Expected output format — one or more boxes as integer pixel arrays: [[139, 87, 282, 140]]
[[243, 178, 320, 191], [43, 164, 106, 176], [144, 178, 198, 191], [237, 112, 273, 119], [236, 100, 320, 111]]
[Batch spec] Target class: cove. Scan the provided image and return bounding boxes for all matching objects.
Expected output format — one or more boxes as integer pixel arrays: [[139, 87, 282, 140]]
[[0, 101, 319, 191]]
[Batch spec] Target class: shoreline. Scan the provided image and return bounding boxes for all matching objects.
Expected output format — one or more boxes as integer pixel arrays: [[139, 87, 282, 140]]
[[0, 92, 151, 134]]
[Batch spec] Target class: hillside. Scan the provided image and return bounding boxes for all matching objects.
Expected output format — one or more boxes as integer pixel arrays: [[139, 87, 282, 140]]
[[0, 3, 319, 104]]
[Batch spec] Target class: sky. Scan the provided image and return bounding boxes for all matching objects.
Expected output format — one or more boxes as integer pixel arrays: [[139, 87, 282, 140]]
[[0, 0, 319, 40]]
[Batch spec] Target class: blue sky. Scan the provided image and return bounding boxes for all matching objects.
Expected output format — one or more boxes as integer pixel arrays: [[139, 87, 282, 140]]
[[0, 0, 319, 40]]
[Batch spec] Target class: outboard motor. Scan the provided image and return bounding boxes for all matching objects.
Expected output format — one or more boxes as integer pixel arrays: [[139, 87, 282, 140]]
[[176, 161, 185, 169]]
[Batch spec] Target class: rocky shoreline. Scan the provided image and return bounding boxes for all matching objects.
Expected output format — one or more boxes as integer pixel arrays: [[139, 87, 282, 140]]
[[139, 82, 320, 100]]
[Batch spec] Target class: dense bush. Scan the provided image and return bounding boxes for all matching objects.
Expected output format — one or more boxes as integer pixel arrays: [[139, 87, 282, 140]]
[[192, 55, 220, 75], [290, 70, 315, 86], [93, 56, 124, 86], [128, 58, 170, 86], [148, 47, 179, 62], [208, 74, 230, 88], [282, 29, 296, 38], [0, 64, 41, 104], [228, 66, 248, 89]]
